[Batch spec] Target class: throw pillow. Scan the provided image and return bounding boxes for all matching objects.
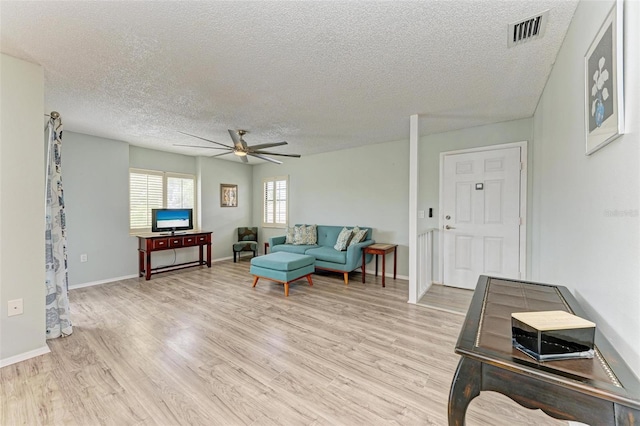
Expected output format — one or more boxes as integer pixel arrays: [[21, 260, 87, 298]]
[[349, 227, 368, 246], [303, 224, 317, 245], [334, 227, 354, 251], [285, 226, 296, 244], [293, 224, 306, 245]]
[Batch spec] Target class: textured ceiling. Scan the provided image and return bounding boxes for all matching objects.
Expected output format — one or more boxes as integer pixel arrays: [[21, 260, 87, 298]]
[[1, 1, 578, 163]]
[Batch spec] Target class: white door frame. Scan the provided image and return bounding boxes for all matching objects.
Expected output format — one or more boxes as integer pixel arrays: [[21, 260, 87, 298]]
[[438, 141, 528, 284]]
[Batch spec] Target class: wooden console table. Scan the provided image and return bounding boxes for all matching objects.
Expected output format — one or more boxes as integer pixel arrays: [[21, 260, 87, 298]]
[[137, 231, 212, 280], [449, 275, 640, 425], [362, 243, 397, 287]]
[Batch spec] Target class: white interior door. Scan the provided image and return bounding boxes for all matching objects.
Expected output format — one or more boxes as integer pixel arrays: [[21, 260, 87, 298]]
[[442, 146, 522, 289]]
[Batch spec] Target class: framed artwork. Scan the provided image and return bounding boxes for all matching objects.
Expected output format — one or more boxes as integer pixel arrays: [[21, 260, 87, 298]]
[[584, 0, 624, 155], [220, 184, 238, 207]]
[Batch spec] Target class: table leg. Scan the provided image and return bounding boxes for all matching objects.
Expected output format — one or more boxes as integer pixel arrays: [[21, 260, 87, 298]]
[[145, 252, 152, 280], [362, 254, 366, 283], [382, 253, 386, 287], [138, 250, 144, 277], [375, 254, 379, 277], [206, 243, 212, 267], [393, 247, 397, 280], [448, 357, 481, 426]]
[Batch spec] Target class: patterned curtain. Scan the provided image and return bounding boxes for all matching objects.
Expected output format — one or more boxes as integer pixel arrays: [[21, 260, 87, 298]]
[[45, 115, 72, 339]]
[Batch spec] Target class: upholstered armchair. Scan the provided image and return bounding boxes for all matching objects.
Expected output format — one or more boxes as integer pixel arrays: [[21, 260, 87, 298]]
[[233, 227, 258, 262]]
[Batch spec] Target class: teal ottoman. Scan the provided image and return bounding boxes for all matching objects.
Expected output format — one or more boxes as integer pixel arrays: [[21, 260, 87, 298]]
[[250, 252, 315, 296]]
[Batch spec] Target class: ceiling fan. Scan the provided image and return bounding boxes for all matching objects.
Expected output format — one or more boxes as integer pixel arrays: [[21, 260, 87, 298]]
[[174, 129, 301, 164]]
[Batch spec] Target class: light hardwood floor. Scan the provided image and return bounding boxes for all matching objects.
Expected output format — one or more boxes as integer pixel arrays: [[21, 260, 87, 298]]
[[417, 284, 474, 316], [1, 261, 566, 425]]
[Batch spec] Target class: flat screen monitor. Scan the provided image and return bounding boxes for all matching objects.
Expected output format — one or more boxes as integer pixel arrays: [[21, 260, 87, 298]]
[[151, 208, 193, 234]]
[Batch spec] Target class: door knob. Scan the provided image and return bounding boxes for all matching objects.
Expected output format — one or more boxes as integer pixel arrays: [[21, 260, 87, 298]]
[[445, 225, 456, 230]]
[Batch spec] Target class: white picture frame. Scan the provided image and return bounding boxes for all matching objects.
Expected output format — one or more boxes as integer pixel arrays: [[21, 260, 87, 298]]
[[584, 0, 624, 155]]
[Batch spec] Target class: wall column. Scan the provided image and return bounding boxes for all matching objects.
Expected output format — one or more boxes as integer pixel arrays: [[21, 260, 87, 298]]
[[408, 114, 419, 303]]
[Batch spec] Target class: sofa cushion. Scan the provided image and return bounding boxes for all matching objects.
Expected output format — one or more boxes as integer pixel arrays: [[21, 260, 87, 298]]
[[272, 243, 318, 255], [349, 227, 368, 247], [293, 225, 306, 245], [285, 226, 296, 244], [334, 227, 353, 251], [302, 224, 317, 245], [306, 246, 347, 264]]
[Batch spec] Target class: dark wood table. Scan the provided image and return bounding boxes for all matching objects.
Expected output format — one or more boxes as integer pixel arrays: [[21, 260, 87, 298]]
[[136, 231, 212, 280], [362, 243, 397, 287], [449, 275, 640, 425]]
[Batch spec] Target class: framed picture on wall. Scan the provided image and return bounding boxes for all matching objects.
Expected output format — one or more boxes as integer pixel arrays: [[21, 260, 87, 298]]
[[584, 0, 624, 155], [220, 184, 238, 207]]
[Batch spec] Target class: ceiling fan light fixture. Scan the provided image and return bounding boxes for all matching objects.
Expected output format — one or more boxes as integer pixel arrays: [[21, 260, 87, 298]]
[[234, 150, 247, 157]]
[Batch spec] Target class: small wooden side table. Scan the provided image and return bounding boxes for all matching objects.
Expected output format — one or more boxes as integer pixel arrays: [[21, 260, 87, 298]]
[[264, 242, 269, 254], [362, 243, 397, 287]]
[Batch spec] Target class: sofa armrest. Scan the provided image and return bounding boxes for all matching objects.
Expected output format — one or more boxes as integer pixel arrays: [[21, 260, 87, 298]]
[[345, 239, 375, 269], [269, 235, 286, 247]]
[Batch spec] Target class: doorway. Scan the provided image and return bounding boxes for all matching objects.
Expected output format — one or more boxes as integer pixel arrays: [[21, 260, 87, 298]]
[[439, 142, 527, 289]]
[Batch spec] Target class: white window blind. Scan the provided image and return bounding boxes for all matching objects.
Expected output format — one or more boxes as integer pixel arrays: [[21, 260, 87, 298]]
[[167, 175, 195, 208], [263, 176, 288, 227], [129, 169, 196, 232]]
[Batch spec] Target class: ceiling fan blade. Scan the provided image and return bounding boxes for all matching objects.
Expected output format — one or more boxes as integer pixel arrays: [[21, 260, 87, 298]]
[[228, 129, 247, 150], [173, 144, 230, 150], [253, 150, 301, 158], [248, 152, 282, 165], [178, 131, 233, 149], [240, 155, 249, 163], [247, 141, 288, 150], [209, 151, 233, 158]]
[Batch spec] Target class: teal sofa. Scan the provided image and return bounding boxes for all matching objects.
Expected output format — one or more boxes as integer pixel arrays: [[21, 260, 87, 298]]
[[268, 225, 374, 284]]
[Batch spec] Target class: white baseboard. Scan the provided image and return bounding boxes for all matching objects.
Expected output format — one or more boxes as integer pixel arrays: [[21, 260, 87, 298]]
[[364, 270, 408, 281], [0, 345, 51, 368], [69, 274, 138, 290]]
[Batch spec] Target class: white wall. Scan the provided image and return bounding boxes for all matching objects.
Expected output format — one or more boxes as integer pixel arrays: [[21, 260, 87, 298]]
[[130, 145, 196, 175], [64, 138, 254, 286], [64, 132, 135, 286], [198, 156, 254, 261], [532, 0, 639, 376], [418, 118, 534, 281], [0, 54, 47, 362], [252, 140, 410, 276]]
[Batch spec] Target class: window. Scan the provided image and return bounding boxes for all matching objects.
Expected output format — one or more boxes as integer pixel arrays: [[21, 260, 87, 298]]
[[263, 176, 288, 227], [129, 168, 196, 232]]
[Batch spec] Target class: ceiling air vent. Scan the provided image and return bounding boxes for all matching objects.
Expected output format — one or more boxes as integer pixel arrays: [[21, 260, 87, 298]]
[[508, 9, 549, 47]]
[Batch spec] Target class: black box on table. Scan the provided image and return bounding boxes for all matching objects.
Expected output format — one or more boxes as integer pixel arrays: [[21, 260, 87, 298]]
[[511, 310, 595, 361]]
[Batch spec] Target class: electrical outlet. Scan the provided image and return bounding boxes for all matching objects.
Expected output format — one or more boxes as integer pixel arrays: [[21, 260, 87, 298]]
[[418, 210, 425, 219], [8, 299, 23, 316], [80, 253, 88, 263]]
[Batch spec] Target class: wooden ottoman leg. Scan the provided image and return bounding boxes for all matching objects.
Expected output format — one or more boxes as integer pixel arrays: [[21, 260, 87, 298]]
[[284, 282, 290, 297], [252, 276, 259, 288], [306, 274, 313, 287]]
